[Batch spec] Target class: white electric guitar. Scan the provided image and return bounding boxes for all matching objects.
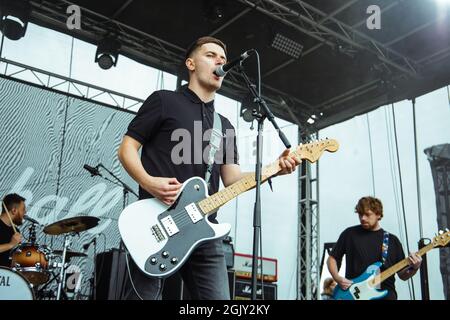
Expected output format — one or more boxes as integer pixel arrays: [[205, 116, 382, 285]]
[[119, 139, 339, 278]]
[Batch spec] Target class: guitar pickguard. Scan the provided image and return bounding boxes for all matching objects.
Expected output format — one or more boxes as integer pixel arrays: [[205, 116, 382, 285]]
[[144, 178, 215, 276]]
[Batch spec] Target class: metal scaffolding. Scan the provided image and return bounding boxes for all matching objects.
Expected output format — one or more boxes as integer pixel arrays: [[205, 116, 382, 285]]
[[0, 57, 143, 111], [425, 144, 450, 299], [27, 0, 313, 127], [237, 0, 419, 78], [297, 130, 320, 299]]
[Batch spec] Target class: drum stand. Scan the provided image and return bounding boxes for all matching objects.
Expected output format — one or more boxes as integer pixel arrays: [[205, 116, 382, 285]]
[[56, 233, 73, 300], [36, 264, 69, 300]]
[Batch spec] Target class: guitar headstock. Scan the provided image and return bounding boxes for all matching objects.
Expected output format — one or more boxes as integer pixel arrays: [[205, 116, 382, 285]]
[[432, 229, 450, 248], [295, 139, 339, 163]]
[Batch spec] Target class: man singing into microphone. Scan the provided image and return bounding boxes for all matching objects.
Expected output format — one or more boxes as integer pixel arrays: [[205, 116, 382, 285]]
[[118, 36, 300, 300]]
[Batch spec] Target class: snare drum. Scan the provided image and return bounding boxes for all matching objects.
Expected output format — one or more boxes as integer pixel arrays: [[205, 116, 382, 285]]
[[0, 266, 34, 300], [10, 243, 51, 285]]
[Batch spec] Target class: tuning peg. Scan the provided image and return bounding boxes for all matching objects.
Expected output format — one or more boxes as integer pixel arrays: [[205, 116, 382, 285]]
[[445, 228, 449, 232], [439, 230, 444, 235]]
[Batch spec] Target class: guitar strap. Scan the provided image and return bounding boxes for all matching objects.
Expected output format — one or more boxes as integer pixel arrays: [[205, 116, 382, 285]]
[[381, 230, 390, 266], [205, 111, 223, 190]]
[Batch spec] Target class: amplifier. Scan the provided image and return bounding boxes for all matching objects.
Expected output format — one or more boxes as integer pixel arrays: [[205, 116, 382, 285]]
[[95, 249, 127, 300], [234, 253, 278, 282], [234, 278, 277, 300]]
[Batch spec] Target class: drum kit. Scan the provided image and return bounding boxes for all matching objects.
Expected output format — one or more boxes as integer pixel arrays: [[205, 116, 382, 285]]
[[0, 216, 99, 300]]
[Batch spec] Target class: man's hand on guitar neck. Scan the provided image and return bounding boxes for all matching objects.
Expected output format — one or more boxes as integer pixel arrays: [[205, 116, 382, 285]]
[[399, 252, 422, 280], [278, 149, 301, 175], [407, 252, 422, 270]]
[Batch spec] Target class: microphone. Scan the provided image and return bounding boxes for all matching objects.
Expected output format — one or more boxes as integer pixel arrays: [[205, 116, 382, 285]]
[[82, 234, 100, 251], [213, 50, 253, 77], [83, 164, 100, 177], [24, 215, 40, 225]]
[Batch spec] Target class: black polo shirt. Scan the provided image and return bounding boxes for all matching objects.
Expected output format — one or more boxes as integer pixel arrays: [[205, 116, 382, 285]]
[[0, 218, 15, 267], [125, 86, 239, 220]]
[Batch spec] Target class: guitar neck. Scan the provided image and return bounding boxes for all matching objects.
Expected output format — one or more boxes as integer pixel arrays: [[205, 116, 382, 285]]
[[196, 140, 338, 215], [197, 161, 280, 215], [372, 242, 434, 286]]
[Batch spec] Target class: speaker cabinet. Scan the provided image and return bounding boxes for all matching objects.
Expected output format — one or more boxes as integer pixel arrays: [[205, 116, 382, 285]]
[[95, 249, 127, 300], [234, 278, 277, 300]]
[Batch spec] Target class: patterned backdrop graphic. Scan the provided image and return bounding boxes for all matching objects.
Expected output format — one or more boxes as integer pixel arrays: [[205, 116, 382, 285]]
[[0, 76, 138, 298]]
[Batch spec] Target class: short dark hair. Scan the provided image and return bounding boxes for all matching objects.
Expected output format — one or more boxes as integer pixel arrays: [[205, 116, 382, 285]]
[[185, 36, 227, 60], [355, 196, 383, 218], [2, 193, 26, 213]]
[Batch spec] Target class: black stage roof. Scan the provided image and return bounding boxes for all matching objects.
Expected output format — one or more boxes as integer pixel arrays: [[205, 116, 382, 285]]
[[27, 0, 450, 131]]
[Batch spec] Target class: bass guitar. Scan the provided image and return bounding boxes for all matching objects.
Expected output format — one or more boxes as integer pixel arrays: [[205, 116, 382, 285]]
[[333, 229, 450, 300]]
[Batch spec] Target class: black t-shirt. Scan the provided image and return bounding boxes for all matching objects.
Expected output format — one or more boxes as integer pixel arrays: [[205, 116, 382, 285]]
[[125, 86, 239, 220], [0, 219, 15, 267], [330, 225, 405, 300]]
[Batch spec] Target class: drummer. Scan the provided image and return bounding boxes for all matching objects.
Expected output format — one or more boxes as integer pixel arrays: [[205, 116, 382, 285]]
[[0, 193, 25, 267]]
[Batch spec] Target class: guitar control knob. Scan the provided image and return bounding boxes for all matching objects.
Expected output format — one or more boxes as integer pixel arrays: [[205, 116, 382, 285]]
[[162, 251, 169, 258], [170, 257, 178, 265], [159, 264, 167, 271], [150, 257, 158, 265]]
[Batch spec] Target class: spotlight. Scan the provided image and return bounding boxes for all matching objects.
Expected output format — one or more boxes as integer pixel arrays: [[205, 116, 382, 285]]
[[0, 0, 31, 41], [95, 36, 121, 70], [307, 117, 315, 124], [204, 1, 226, 24], [271, 33, 303, 59]]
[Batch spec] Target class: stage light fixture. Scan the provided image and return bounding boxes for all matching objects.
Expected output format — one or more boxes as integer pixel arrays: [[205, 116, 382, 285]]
[[204, 0, 226, 24], [0, 0, 31, 41], [95, 36, 121, 70], [271, 33, 303, 59]]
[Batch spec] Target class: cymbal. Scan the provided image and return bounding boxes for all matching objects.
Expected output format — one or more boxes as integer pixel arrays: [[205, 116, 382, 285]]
[[52, 250, 87, 259], [43, 216, 100, 235]]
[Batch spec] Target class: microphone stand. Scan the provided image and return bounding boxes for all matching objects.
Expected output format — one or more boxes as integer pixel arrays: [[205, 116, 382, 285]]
[[87, 164, 138, 299], [97, 164, 138, 208], [236, 64, 291, 300], [93, 236, 97, 300], [97, 163, 137, 247]]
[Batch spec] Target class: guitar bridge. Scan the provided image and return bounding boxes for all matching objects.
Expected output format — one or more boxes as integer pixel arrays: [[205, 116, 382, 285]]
[[151, 224, 166, 242]]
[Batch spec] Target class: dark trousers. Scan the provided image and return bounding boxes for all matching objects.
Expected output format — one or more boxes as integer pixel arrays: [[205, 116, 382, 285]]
[[122, 239, 230, 300]]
